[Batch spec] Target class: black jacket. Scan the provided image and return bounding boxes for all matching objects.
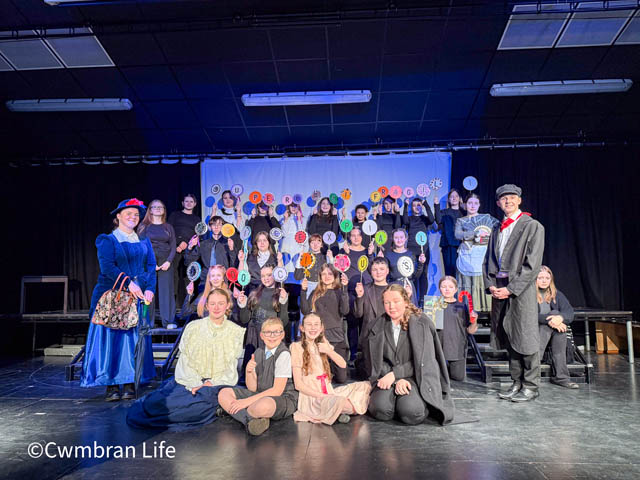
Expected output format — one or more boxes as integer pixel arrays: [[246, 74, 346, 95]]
[[368, 312, 455, 425], [537, 290, 574, 325]]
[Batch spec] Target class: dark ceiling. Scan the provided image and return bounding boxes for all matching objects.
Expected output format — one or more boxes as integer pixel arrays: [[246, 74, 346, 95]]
[[0, 0, 639, 161]]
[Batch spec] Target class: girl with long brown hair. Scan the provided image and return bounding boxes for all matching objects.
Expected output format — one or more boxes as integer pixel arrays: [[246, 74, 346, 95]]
[[235, 230, 283, 291], [290, 313, 371, 425], [137, 199, 177, 328], [367, 284, 456, 426], [536, 266, 578, 389], [300, 263, 350, 383]]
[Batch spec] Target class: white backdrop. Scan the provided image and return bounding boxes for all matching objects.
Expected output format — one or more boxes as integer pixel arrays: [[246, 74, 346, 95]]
[[200, 152, 451, 295]]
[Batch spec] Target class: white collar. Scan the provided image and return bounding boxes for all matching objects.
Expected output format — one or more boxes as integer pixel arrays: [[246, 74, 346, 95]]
[[113, 228, 139, 243], [505, 209, 522, 221]]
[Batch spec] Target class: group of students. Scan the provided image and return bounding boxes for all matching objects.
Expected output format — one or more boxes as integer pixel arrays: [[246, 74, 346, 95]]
[[83, 181, 579, 434]]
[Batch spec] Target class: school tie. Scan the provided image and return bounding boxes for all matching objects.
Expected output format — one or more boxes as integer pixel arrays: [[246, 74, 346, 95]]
[[500, 212, 530, 232], [265, 350, 273, 360], [209, 241, 217, 266]]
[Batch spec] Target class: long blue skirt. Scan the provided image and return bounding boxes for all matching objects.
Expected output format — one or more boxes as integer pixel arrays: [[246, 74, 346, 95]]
[[126, 378, 229, 430]]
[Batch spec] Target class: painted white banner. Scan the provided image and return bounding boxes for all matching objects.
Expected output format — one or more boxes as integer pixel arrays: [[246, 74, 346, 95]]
[[201, 152, 451, 294]]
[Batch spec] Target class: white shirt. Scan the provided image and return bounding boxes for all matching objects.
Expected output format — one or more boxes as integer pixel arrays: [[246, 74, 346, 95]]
[[498, 209, 522, 262], [266, 348, 292, 378], [113, 228, 139, 243], [391, 321, 401, 347]]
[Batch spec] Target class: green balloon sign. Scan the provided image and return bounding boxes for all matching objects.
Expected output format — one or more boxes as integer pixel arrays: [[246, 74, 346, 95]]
[[238, 270, 251, 287], [340, 218, 353, 233], [375, 230, 388, 246], [329, 193, 339, 205]]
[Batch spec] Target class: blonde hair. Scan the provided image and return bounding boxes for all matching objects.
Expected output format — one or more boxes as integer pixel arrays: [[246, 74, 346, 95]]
[[383, 284, 422, 331], [310, 263, 341, 311], [205, 288, 233, 317], [300, 314, 332, 380], [261, 317, 284, 332], [198, 265, 231, 317], [537, 265, 557, 304]]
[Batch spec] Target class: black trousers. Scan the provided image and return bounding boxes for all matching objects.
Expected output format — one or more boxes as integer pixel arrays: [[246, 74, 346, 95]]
[[150, 267, 176, 327], [493, 277, 540, 390], [441, 246, 458, 277], [172, 251, 188, 306], [539, 324, 570, 383], [368, 379, 428, 425], [330, 341, 349, 384], [447, 358, 466, 381]]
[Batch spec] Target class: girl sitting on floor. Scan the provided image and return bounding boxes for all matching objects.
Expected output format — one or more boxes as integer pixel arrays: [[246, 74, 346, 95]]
[[291, 313, 371, 425]]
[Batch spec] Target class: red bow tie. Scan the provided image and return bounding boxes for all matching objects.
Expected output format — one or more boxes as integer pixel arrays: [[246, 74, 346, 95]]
[[500, 212, 530, 232]]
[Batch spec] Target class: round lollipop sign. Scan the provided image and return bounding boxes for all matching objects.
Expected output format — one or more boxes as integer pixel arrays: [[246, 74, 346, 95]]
[[378, 186, 389, 197], [226, 267, 239, 284], [389, 186, 402, 199], [273, 266, 288, 284], [238, 270, 251, 288], [221, 224, 236, 238], [357, 255, 369, 272], [334, 254, 351, 273], [416, 183, 430, 198], [249, 191, 262, 204], [269, 227, 283, 242], [463, 176, 478, 191], [240, 226, 252, 241], [329, 193, 339, 205], [397, 255, 415, 278], [429, 177, 443, 191], [293, 193, 303, 204], [295, 230, 307, 244], [231, 184, 244, 196], [340, 219, 353, 233], [210, 184, 221, 195], [375, 230, 388, 246], [415, 230, 428, 255], [362, 219, 378, 236], [186, 262, 202, 282], [404, 186, 415, 198], [282, 194, 293, 205], [263, 192, 275, 205], [195, 222, 208, 236], [370, 191, 381, 203], [340, 189, 352, 201], [323, 231, 337, 245]]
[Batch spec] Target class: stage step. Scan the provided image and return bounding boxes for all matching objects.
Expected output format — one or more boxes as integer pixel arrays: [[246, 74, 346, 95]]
[[481, 360, 594, 384], [150, 327, 182, 335]]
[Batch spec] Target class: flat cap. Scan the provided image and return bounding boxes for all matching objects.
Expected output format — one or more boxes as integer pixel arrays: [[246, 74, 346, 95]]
[[495, 184, 522, 199]]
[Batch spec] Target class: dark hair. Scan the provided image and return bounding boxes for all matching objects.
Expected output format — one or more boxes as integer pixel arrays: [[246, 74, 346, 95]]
[[446, 189, 462, 208], [354, 204, 369, 213], [371, 256, 390, 269], [316, 197, 336, 221], [464, 192, 480, 204], [221, 190, 237, 206], [348, 226, 363, 243], [183, 194, 197, 203], [208, 215, 224, 225], [248, 265, 280, 313]]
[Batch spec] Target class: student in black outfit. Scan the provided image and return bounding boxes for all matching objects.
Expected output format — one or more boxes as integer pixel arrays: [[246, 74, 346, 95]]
[[246, 201, 281, 246], [307, 197, 340, 256], [402, 196, 435, 307], [185, 216, 233, 281], [340, 226, 375, 361], [367, 284, 454, 425], [351, 204, 371, 249], [300, 263, 350, 383], [537, 266, 578, 389], [438, 276, 478, 381], [434, 189, 465, 277], [137, 199, 177, 328], [234, 231, 283, 292], [168, 194, 201, 305], [374, 196, 401, 245]]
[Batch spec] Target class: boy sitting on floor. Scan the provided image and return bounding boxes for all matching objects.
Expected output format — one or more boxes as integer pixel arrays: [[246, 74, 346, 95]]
[[218, 318, 298, 436]]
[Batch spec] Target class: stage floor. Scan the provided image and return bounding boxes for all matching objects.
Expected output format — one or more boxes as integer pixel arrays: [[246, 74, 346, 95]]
[[1, 354, 639, 480]]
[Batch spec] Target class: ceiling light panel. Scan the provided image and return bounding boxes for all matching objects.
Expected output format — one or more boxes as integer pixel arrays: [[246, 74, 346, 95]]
[[616, 9, 640, 44], [0, 31, 62, 70], [556, 1, 636, 47], [43, 28, 114, 68], [498, 4, 571, 50]]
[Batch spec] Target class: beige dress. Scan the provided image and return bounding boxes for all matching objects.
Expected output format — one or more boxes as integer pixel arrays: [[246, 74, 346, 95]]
[[290, 341, 371, 425]]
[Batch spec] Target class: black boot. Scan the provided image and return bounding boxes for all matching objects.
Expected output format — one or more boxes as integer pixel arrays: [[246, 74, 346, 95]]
[[105, 385, 121, 402]]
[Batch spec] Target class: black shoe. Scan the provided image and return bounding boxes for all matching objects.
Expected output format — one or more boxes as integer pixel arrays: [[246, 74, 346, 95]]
[[121, 383, 136, 400], [497, 383, 522, 400], [511, 388, 539, 403], [105, 386, 121, 402], [551, 379, 579, 389], [215, 406, 229, 418]]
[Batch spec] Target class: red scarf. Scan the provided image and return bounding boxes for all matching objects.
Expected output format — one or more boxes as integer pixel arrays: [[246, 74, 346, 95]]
[[500, 212, 530, 232]]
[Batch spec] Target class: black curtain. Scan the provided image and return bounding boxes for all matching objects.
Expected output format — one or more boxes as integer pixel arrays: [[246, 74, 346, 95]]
[[1, 163, 200, 313], [450, 145, 639, 320]]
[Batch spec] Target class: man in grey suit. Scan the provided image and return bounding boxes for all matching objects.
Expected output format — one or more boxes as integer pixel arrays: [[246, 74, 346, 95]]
[[483, 184, 545, 402]]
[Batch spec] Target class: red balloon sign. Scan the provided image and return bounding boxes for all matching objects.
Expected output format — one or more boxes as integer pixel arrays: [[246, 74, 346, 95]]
[[295, 230, 307, 244], [226, 267, 239, 284]]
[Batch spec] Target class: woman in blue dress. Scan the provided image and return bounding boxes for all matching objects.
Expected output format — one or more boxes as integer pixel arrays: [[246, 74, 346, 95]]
[[81, 198, 157, 401]]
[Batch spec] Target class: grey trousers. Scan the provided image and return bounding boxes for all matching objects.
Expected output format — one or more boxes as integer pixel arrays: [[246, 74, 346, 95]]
[[368, 379, 428, 425], [508, 345, 540, 390], [539, 324, 569, 383], [447, 358, 466, 381]]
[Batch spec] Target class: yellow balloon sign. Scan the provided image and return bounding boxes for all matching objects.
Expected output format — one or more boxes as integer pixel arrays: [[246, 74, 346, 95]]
[[357, 255, 369, 272], [221, 224, 236, 238], [370, 191, 381, 203]]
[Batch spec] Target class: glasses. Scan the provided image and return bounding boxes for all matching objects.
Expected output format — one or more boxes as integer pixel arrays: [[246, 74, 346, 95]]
[[262, 330, 283, 337]]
